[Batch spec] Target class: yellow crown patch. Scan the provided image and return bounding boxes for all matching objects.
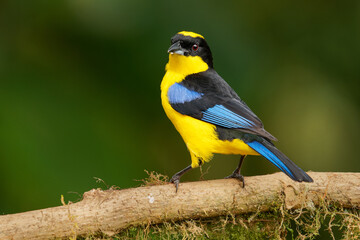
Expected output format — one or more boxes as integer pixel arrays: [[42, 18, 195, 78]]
[[177, 31, 204, 39]]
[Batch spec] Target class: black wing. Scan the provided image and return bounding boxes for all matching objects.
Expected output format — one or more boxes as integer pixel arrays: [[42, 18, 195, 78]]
[[167, 69, 277, 141]]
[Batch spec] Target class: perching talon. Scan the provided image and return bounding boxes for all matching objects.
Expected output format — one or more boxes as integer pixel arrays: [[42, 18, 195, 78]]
[[225, 172, 245, 188], [169, 165, 192, 192]]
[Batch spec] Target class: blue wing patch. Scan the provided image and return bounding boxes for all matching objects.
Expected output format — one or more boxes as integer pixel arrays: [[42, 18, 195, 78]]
[[202, 104, 255, 129], [247, 141, 294, 178], [168, 83, 203, 104]]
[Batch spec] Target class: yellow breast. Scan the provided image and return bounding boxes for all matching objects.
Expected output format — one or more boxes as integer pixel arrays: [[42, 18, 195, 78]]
[[161, 70, 218, 165]]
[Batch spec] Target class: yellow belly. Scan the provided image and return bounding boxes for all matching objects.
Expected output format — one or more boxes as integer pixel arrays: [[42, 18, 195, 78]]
[[161, 71, 259, 168]]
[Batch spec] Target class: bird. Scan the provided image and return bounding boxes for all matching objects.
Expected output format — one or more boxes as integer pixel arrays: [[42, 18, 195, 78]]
[[161, 31, 313, 191]]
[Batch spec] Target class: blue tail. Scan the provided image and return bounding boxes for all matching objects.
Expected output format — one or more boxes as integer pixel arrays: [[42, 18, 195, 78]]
[[247, 140, 313, 182]]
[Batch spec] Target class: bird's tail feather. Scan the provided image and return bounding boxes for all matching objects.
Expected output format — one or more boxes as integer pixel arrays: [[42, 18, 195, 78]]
[[247, 140, 313, 182]]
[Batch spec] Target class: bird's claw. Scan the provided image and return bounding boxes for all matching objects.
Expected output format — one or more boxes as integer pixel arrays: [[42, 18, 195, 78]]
[[225, 172, 245, 188], [170, 176, 180, 192]]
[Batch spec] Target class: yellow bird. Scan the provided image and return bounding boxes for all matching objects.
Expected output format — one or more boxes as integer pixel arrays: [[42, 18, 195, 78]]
[[161, 31, 313, 191]]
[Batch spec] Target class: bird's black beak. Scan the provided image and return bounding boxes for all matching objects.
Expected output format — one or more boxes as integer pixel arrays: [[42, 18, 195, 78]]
[[168, 41, 187, 55]]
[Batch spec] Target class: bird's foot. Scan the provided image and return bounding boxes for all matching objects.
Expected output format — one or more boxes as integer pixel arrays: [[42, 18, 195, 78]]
[[169, 165, 192, 193], [225, 172, 245, 188], [170, 175, 181, 192]]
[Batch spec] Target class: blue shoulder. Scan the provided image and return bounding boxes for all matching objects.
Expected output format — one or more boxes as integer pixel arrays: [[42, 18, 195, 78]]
[[167, 82, 203, 104]]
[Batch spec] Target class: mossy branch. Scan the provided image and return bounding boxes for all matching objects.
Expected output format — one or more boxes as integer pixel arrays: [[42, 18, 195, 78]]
[[0, 172, 359, 239]]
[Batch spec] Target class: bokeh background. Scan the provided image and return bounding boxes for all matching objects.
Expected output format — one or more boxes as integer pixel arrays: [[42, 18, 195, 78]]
[[0, 0, 359, 217]]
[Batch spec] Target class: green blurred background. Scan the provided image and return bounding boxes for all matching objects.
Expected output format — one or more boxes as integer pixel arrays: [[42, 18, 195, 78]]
[[0, 0, 359, 215]]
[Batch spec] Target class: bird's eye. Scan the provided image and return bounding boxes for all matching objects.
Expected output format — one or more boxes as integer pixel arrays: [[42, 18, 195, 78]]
[[192, 44, 199, 51]]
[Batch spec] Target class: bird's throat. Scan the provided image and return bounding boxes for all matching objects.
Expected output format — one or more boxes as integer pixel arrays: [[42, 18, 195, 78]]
[[165, 54, 208, 76]]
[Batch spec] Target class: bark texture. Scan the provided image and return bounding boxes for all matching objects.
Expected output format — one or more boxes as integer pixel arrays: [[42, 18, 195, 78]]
[[0, 172, 359, 239]]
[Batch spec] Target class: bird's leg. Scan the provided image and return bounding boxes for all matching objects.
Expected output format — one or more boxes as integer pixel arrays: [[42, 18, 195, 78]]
[[170, 165, 192, 192], [225, 155, 246, 188]]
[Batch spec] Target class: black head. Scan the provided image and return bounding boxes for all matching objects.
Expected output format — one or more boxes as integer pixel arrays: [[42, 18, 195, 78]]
[[168, 31, 213, 68]]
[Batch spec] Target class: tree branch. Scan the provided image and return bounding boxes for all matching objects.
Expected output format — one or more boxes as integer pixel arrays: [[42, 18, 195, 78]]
[[0, 172, 359, 239]]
